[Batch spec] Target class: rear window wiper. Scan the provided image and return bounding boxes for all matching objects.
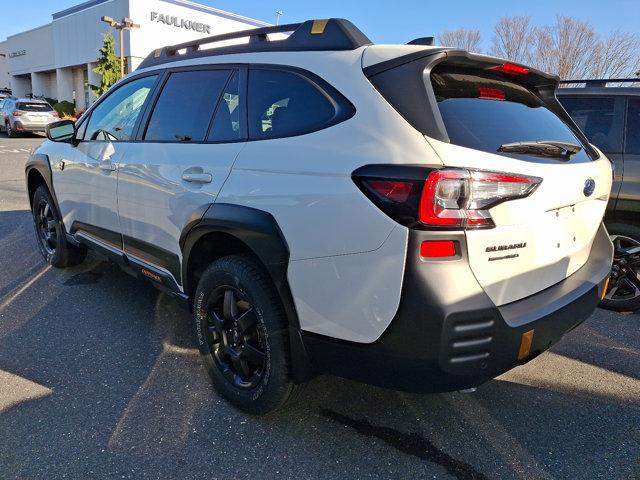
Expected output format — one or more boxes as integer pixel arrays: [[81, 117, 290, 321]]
[[498, 140, 582, 159]]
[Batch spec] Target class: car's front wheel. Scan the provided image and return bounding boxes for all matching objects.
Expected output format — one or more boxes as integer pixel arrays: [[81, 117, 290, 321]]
[[31, 185, 86, 268], [194, 255, 298, 414], [601, 222, 640, 313]]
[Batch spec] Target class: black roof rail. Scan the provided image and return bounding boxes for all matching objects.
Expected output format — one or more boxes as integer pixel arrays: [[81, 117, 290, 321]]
[[407, 37, 435, 46], [559, 78, 640, 87], [138, 18, 372, 70]]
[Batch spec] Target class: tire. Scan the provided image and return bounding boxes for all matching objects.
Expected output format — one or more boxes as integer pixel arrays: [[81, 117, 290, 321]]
[[194, 255, 298, 414], [6, 121, 17, 138], [601, 222, 640, 313], [31, 185, 86, 268]]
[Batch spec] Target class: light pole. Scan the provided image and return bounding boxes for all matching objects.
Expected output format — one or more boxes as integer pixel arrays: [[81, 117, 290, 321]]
[[275, 10, 284, 26], [101, 16, 140, 77]]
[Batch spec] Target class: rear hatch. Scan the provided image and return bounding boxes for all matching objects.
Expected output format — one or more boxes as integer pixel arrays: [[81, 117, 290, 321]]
[[366, 50, 612, 305], [17, 101, 56, 124]]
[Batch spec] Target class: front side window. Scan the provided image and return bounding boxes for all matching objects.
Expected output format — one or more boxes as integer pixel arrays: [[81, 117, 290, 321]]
[[144, 69, 231, 142], [559, 96, 624, 154], [248, 69, 336, 140], [626, 98, 640, 155], [85, 75, 157, 141]]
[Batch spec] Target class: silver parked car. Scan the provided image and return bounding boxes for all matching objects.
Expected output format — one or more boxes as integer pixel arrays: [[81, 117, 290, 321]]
[[0, 97, 58, 137]]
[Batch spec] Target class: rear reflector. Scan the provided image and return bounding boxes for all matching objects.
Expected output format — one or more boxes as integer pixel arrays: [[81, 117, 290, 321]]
[[479, 87, 506, 101], [491, 63, 530, 75], [420, 240, 456, 258]]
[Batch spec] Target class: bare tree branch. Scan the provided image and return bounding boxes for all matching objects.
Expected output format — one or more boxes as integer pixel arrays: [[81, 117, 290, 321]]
[[589, 30, 640, 78], [438, 28, 483, 52], [490, 16, 535, 64]]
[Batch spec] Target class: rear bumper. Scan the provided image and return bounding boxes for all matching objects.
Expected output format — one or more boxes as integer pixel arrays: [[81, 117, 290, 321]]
[[301, 224, 613, 393], [13, 120, 48, 132]]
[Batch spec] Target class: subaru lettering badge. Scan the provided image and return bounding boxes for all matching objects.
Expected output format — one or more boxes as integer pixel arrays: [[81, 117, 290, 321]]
[[583, 178, 596, 197]]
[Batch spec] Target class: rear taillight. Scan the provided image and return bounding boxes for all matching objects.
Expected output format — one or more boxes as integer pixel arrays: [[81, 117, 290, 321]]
[[12, 111, 24, 117], [51, 111, 59, 118], [419, 170, 541, 229], [354, 166, 541, 230]]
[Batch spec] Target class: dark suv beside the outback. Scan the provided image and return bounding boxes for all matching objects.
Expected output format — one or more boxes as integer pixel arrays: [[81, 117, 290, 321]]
[[558, 79, 640, 312]]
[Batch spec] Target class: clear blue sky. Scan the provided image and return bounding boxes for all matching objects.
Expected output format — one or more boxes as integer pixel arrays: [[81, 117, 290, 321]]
[[1, 0, 639, 46]]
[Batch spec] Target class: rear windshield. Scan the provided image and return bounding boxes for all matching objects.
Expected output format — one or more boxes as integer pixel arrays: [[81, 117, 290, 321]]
[[17, 102, 53, 112], [431, 66, 592, 162]]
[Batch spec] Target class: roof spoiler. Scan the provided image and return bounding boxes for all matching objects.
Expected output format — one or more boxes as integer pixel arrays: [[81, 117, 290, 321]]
[[138, 18, 372, 70]]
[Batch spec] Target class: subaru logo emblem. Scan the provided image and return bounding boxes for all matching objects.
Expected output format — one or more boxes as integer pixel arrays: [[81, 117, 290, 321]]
[[583, 178, 595, 197]]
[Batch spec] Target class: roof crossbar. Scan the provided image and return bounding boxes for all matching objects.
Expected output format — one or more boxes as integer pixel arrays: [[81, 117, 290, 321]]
[[138, 18, 372, 70], [559, 78, 640, 87]]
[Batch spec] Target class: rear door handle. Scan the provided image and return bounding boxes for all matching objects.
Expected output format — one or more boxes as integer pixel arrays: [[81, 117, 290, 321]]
[[99, 162, 116, 172], [182, 172, 212, 183]]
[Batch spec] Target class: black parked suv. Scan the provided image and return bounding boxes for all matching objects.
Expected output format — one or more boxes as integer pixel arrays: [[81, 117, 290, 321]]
[[558, 79, 640, 312]]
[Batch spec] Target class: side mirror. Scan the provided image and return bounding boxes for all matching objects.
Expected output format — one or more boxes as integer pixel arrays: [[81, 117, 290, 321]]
[[46, 120, 76, 143]]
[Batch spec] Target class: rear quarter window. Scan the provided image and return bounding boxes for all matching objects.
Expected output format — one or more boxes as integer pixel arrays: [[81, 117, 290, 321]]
[[247, 68, 354, 141], [431, 66, 592, 162]]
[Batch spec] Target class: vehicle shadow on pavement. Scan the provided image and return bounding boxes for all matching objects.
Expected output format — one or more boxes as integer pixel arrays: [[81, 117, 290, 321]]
[[0, 227, 638, 479]]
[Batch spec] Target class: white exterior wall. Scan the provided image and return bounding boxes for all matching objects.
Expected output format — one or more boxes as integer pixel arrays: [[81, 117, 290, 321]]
[[0, 42, 9, 90], [128, 0, 268, 70], [6, 25, 55, 76], [2, 0, 268, 102]]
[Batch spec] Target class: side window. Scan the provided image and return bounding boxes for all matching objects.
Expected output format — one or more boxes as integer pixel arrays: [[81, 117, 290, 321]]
[[248, 69, 336, 140], [84, 75, 157, 142], [144, 69, 231, 142], [559, 96, 624, 154], [625, 98, 640, 155], [207, 71, 243, 142]]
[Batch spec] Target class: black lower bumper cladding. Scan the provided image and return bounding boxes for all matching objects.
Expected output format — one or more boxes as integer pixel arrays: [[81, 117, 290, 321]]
[[301, 224, 613, 393]]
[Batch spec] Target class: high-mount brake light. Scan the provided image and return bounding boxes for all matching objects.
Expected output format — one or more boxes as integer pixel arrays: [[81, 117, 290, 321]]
[[478, 87, 506, 101], [419, 170, 542, 229], [491, 63, 530, 75]]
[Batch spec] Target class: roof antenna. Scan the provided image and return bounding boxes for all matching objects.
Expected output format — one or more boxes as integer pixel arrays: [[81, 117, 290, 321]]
[[275, 10, 284, 25]]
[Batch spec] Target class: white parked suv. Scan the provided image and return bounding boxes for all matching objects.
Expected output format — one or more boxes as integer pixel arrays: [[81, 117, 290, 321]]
[[27, 19, 613, 413]]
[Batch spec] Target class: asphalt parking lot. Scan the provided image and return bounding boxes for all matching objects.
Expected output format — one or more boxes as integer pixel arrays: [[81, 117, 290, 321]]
[[0, 134, 638, 480]]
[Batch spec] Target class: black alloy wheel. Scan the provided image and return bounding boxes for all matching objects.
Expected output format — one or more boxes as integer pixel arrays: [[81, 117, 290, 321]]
[[603, 235, 640, 311], [36, 198, 59, 256], [205, 286, 267, 389]]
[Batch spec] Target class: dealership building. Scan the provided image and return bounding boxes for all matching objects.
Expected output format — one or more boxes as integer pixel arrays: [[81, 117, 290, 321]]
[[0, 0, 268, 110]]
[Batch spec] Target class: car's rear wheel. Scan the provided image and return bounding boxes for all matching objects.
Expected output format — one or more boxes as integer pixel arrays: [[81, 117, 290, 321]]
[[601, 223, 640, 313], [194, 255, 298, 414], [31, 185, 86, 268], [6, 121, 16, 138]]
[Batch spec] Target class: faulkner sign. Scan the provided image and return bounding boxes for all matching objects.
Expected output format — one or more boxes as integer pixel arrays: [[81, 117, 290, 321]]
[[9, 50, 26, 58], [150, 11, 211, 33]]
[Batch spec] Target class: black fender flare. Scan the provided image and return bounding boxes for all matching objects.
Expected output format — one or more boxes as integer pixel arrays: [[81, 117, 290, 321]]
[[25, 153, 57, 208], [181, 203, 313, 382]]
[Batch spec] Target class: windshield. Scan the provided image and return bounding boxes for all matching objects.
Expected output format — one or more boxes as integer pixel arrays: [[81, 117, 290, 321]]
[[17, 102, 53, 112], [431, 66, 592, 162]]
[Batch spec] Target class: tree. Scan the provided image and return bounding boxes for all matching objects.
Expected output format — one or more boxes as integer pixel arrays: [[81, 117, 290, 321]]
[[438, 28, 482, 52], [588, 30, 640, 79], [490, 16, 535, 64], [90, 32, 121, 96]]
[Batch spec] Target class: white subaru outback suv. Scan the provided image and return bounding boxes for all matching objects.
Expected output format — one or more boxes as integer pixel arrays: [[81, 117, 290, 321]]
[[27, 19, 613, 413]]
